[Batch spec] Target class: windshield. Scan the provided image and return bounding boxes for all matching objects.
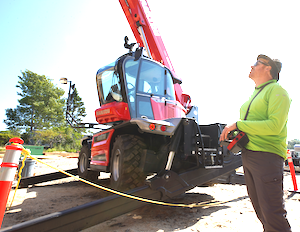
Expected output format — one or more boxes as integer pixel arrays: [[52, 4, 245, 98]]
[[138, 59, 175, 100], [96, 62, 123, 105], [123, 57, 177, 119]]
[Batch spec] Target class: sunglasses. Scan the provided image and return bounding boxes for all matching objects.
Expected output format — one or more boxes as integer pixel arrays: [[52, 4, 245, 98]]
[[254, 60, 270, 66]]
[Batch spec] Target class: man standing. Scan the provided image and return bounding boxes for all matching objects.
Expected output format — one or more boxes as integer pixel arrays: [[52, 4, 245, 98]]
[[220, 54, 291, 231]]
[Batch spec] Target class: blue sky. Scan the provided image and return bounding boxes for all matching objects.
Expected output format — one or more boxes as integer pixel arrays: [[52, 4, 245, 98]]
[[1, 0, 299, 141]]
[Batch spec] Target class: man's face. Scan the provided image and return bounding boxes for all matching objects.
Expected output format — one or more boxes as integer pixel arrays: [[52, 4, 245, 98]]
[[249, 58, 270, 80]]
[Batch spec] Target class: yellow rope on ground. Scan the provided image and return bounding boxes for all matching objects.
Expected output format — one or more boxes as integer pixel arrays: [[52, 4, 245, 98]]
[[8, 145, 234, 209], [27, 154, 208, 208], [7, 147, 31, 210]]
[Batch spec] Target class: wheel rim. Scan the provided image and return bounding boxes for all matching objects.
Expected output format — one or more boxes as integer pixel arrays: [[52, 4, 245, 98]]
[[112, 149, 121, 181], [79, 153, 87, 173]]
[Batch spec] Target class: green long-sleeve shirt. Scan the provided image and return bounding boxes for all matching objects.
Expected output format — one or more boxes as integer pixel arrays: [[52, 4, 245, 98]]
[[236, 79, 291, 159]]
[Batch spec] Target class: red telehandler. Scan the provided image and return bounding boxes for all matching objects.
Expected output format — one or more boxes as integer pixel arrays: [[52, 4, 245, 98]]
[[65, 0, 242, 196]]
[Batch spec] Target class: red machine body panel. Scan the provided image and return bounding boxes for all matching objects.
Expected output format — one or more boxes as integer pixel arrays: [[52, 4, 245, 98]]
[[95, 102, 131, 124], [151, 98, 186, 120], [91, 129, 115, 167]]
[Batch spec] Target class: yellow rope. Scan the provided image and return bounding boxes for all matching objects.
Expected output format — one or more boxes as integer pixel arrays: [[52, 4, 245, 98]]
[[7, 145, 234, 209], [27, 154, 208, 208], [7, 148, 31, 210]]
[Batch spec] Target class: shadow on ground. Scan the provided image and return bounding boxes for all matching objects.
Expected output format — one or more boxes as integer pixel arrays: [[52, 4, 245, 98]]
[[88, 190, 249, 232], [2, 177, 111, 228]]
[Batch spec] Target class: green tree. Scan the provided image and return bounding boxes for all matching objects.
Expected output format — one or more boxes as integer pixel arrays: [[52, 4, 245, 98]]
[[0, 130, 21, 146], [67, 87, 87, 125], [4, 70, 65, 131], [21, 127, 82, 152], [3, 70, 88, 150]]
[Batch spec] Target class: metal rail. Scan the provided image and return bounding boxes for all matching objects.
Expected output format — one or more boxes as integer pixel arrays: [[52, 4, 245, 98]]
[[19, 168, 78, 188], [1, 155, 242, 232], [0, 185, 161, 232]]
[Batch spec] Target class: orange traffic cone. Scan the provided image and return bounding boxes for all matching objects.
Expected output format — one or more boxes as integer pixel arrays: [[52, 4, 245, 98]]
[[287, 149, 299, 192], [0, 138, 24, 227]]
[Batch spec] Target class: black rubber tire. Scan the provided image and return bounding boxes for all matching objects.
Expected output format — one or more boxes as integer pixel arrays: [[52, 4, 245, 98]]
[[110, 135, 147, 191], [78, 145, 99, 181]]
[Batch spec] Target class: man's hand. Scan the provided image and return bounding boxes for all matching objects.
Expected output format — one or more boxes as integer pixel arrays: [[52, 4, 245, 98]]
[[219, 123, 237, 142]]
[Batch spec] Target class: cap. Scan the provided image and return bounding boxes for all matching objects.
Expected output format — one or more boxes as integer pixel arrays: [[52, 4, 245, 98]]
[[257, 54, 282, 81]]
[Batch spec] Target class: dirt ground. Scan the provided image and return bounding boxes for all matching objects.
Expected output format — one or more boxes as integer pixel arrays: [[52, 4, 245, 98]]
[[1, 154, 300, 232]]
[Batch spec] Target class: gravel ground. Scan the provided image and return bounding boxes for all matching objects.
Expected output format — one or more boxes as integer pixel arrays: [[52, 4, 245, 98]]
[[1, 154, 300, 231]]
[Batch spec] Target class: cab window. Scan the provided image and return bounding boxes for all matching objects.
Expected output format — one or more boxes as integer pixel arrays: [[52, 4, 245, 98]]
[[96, 62, 122, 105], [124, 58, 140, 117], [137, 60, 164, 96], [137, 60, 176, 101], [165, 70, 176, 100]]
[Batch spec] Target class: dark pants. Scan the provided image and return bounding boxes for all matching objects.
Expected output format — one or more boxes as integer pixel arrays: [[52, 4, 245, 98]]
[[242, 149, 291, 232]]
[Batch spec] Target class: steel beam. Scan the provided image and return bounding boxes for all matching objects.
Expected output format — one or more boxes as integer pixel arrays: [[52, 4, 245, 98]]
[[19, 169, 78, 188], [0, 185, 161, 232]]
